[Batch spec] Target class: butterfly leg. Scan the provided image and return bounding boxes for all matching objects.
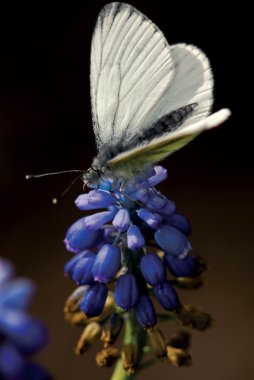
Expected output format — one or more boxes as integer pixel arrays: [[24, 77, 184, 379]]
[[134, 169, 166, 200], [119, 179, 143, 207], [108, 178, 124, 207]]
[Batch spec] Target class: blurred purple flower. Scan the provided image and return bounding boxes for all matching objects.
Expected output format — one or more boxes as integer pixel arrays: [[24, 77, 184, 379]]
[[0, 257, 50, 379]]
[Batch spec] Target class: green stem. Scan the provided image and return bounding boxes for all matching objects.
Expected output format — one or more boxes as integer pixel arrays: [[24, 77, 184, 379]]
[[111, 359, 131, 380], [110, 311, 147, 380]]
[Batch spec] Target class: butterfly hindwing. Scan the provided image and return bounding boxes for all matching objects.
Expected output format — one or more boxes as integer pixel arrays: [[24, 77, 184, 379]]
[[107, 109, 231, 173]]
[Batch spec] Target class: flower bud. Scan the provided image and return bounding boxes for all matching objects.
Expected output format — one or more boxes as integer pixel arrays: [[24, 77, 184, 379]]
[[85, 210, 116, 231], [171, 276, 204, 289], [64, 311, 87, 326], [127, 225, 145, 250], [137, 208, 162, 229], [146, 193, 167, 210], [101, 313, 123, 348], [72, 252, 97, 285], [165, 254, 206, 278], [155, 225, 191, 258], [88, 190, 115, 207], [176, 305, 212, 331], [153, 281, 180, 311], [166, 346, 191, 367], [132, 187, 149, 202], [148, 327, 167, 358], [64, 286, 88, 314], [165, 213, 192, 236], [64, 251, 90, 278], [158, 200, 176, 216], [92, 244, 121, 283], [64, 287, 88, 326], [80, 283, 108, 317], [96, 347, 119, 368], [148, 166, 168, 186], [64, 218, 100, 253], [112, 208, 130, 232], [75, 322, 102, 355], [168, 331, 191, 350], [114, 274, 139, 311], [75, 190, 114, 210], [140, 254, 166, 288], [122, 343, 138, 375], [134, 295, 157, 330]]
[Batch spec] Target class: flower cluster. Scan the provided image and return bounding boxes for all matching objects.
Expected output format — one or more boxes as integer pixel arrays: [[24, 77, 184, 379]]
[[63, 165, 211, 375], [0, 257, 50, 380], [64, 166, 205, 327]]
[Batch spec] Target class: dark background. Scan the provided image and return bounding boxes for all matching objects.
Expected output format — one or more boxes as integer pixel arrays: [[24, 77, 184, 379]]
[[0, 1, 252, 379]]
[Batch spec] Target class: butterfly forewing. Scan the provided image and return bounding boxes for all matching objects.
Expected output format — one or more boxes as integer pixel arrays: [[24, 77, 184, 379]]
[[90, 2, 175, 148]]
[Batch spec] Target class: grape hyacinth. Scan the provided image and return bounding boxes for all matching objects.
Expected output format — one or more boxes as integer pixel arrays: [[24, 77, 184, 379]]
[[0, 257, 50, 380], [63, 165, 212, 377]]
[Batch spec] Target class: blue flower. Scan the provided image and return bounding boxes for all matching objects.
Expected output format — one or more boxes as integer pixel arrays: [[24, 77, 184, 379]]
[[92, 244, 121, 283], [140, 254, 166, 288], [155, 225, 191, 258], [64, 250, 92, 278], [114, 274, 139, 311], [64, 165, 198, 329], [80, 282, 108, 317], [134, 295, 157, 330], [0, 257, 50, 379], [85, 209, 117, 231], [165, 213, 192, 236], [153, 281, 180, 311], [137, 208, 162, 229], [148, 166, 167, 186], [64, 217, 101, 253], [127, 225, 145, 250], [72, 251, 97, 285], [113, 209, 130, 232], [75, 190, 115, 210], [165, 254, 199, 277]]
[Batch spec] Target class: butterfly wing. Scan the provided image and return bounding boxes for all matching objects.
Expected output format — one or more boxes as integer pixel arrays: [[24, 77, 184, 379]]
[[107, 109, 231, 172], [90, 2, 175, 148], [142, 43, 214, 130], [90, 2, 229, 174], [91, 3, 215, 150]]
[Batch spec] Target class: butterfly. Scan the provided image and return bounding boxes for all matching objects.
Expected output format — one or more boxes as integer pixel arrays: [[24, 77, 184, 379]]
[[83, 2, 231, 187], [26, 2, 231, 194]]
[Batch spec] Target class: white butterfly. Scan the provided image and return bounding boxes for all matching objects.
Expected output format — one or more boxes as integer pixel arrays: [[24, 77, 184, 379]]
[[84, 1, 231, 186], [25, 2, 231, 199]]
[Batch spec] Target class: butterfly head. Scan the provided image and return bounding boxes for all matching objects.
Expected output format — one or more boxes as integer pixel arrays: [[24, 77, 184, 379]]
[[82, 167, 104, 188]]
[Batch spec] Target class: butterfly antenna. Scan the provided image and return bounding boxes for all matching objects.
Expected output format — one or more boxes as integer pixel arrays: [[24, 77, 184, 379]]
[[52, 174, 82, 205], [25, 169, 85, 180]]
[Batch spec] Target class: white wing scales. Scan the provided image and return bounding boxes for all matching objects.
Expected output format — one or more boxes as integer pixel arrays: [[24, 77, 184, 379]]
[[96, 64, 121, 137]]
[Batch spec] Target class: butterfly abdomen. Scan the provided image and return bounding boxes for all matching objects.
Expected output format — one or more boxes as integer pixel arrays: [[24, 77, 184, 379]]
[[144, 103, 197, 139], [124, 103, 198, 150]]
